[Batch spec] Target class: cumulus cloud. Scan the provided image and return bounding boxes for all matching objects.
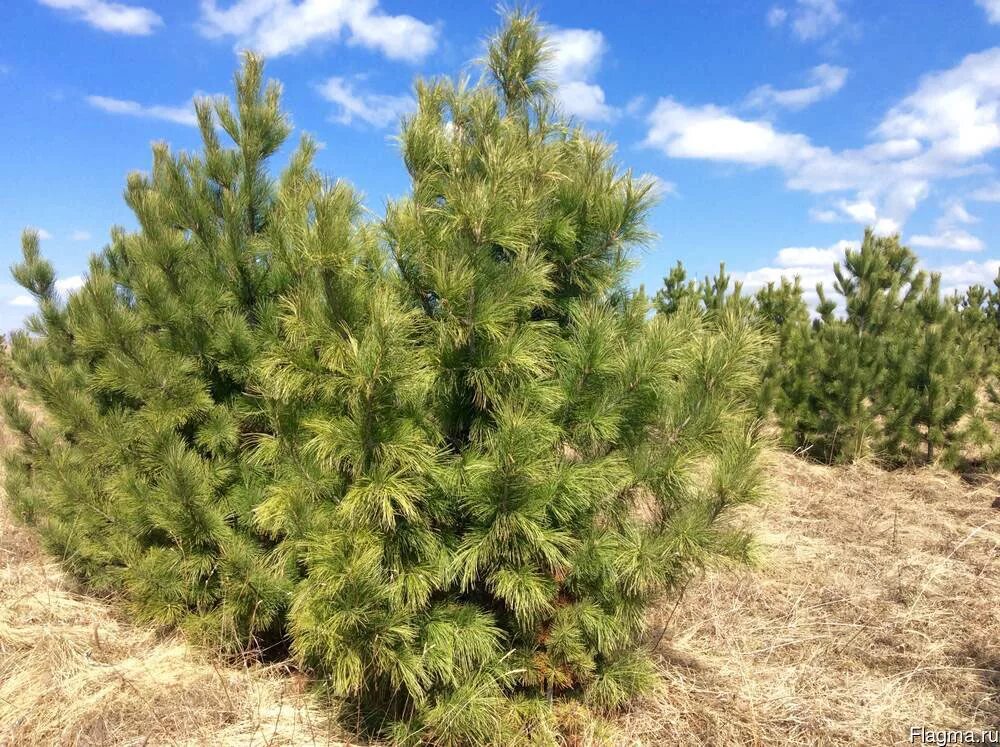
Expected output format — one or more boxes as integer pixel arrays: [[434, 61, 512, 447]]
[[809, 208, 839, 223], [746, 64, 848, 110], [970, 181, 1000, 202], [976, 0, 1000, 23], [30, 227, 53, 240], [546, 28, 615, 121], [71, 230, 92, 241], [766, 0, 845, 42], [198, 0, 438, 63], [835, 198, 878, 224], [934, 259, 1000, 295], [908, 199, 986, 253], [941, 199, 977, 224], [644, 98, 817, 166], [876, 48, 1000, 163], [38, 0, 162, 35], [644, 47, 1000, 234], [735, 239, 857, 310], [766, 6, 789, 27], [775, 240, 857, 268], [910, 229, 984, 252], [315, 77, 413, 129], [85, 94, 199, 126], [57, 275, 86, 294]]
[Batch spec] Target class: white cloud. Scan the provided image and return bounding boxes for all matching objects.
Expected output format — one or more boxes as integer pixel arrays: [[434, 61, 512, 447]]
[[85, 94, 199, 126], [641, 174, 677, 199], [644, 98, 818, 166], [976, 0, 1000, 23], [908, 198, 986, 252], [315, 77, 413, 129], [547, 28, 615, 121], [557, 81, 614, 122], [56, 275, 85, 293], [809, 208, 839, 223], [625, 96, 647, 117], [767, 6, 789, 27], [38, 0, 162, 35], [970, 181, 1000, 202], [746, 64, 848, 110], [861, 137, 922, 159], [910, 229, 985, 252], [548, 28, 604, 81], [736, 239, 857, 309], [942, 199, 977, 224], [31, 227, 53, 240], [933, 259, 1000, 295], [71, 230, 92, 241], [644, 47, 1000, 234], [737, 239, 999, 312], [876, 48, 1000, 162], [775, 240, 856, 268], [198, 0, 438, 63], [872, 218, 901, 236], [766, 0, 845, 41], [836, 198, 878, 224], [7, 275, 85, 309]]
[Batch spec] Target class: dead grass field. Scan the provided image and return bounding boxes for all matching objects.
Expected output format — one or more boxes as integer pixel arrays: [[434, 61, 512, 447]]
[[629, 453, 1000, 745], [0, 494, 347, 746], [1, 446, 998, 745]]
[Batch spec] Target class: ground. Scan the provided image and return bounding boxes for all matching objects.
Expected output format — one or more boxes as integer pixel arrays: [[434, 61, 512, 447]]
[[1, 449, 998, 745], [629, 453, 1000, 745]]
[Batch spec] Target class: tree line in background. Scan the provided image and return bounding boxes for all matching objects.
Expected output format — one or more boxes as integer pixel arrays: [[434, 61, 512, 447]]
[[1, 13, 769, 746], [656, 230, 1000, 470]]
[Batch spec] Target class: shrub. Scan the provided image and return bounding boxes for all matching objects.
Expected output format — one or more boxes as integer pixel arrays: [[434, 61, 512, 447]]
[[4, 12, 767, 744]]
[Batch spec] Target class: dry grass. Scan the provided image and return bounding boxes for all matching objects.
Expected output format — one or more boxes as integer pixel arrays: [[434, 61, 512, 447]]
[[3, 432, 999, 745], [626, 451, 1000, 745], [0, 481, 340, 745]]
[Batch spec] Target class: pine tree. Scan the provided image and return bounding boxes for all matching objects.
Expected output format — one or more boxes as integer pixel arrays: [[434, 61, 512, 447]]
[[887, 275, 986, 465], [6, 56, 298, 649], [282, 14, 767, 741], [654, 261, 697, 315], [655, 261, 747, 317], [780, 231, 925, 463], [753, 276, 812, 444], [748, 229, 994, 468], [4, 12, 769, 744]]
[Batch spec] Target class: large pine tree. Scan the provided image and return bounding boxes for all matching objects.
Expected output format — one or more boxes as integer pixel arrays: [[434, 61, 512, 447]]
[[4, 12, 768, 744]]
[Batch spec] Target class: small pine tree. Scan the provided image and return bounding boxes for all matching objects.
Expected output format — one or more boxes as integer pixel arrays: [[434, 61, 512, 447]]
[[655, 261, 748, 318], [753, 277, 812, 443], [653, 260, 697, 315], [6, 57, 298, 647], [747, 228, 994, 468], [4, 12, 769, 744], [889, 275, 986, 465], [779, 231, 925, 463]]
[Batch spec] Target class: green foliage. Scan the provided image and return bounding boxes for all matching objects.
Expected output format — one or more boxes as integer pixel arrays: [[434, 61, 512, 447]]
[[5, 12, 767, 744], [659, 229, 997, 468], [752, 276, 812, 440], [654, 261, 748, 317]]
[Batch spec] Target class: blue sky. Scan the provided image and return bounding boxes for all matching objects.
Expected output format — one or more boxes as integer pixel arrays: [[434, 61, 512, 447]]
[[2, 0, 999, 330]]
